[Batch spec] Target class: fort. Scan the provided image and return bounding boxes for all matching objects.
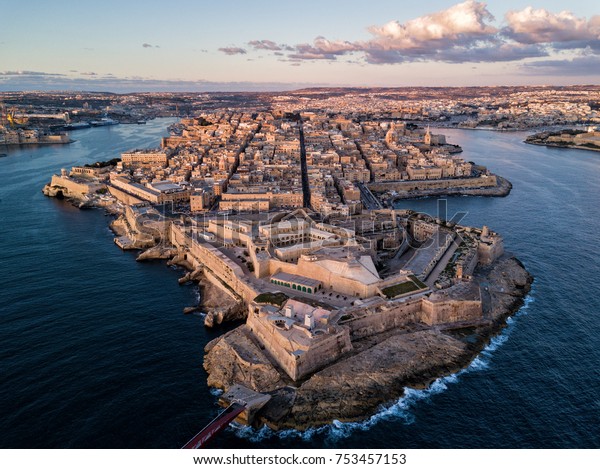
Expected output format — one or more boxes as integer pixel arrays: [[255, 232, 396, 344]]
[[0, 128, 71, 146], [164, 207, 531, 429], [42, 168, 106, 207]]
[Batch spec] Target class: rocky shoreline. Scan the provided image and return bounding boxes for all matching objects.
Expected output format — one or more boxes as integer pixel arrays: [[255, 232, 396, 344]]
[[42, 184, 246, 327], [524, 140, 600, 153], [164, 253, 247, 326], [203, 256, 533, 430]]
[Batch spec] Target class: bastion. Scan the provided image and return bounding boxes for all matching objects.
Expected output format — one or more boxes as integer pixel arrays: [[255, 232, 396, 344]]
[[182, 209, 533, 429]]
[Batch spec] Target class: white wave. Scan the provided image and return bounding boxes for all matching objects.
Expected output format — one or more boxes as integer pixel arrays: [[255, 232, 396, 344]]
[[467, 356, 489, 371], [232, 290, 537, 443], [482, 332, 508, 354], [209, 388, 223, 397], [230, 421, 275, 442]]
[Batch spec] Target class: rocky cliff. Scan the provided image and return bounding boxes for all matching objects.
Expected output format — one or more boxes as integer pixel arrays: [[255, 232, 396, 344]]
[[204, 327, 287, 392]]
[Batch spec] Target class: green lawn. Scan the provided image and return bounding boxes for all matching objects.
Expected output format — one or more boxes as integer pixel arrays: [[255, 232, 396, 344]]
[[382, 281, 420, 299], [408, 275, 427, 289], [253, 292, 289, 307]]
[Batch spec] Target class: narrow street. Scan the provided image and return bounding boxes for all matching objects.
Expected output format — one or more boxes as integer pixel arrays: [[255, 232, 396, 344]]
[[298, 121, 311, 209]]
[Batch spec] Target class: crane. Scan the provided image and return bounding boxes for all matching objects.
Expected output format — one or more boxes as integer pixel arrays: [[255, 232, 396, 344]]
[[7, 107, 28, 126]]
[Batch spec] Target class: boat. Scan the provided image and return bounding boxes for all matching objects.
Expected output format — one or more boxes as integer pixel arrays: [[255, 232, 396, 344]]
[[90, 117, 119, 127], [136, 120, 147, 125], [63, 122, 91, 131]]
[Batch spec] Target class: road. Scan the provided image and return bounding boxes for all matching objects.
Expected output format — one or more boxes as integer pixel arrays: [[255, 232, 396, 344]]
[[424, 239, 460, 287], [298, 121, 311, 209], [357, 182, 383, 210]]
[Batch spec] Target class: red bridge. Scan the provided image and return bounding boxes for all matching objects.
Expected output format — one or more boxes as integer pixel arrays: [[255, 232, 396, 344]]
[[182, 403, 246, 449]]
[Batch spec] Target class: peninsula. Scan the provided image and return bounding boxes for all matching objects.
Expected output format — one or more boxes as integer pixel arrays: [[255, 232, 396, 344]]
[[525, 126, 600, 152], [41, 111, 532, 430]]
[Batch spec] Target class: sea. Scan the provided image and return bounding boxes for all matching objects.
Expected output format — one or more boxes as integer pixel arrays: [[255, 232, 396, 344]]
[[1, 120, 599, 449]]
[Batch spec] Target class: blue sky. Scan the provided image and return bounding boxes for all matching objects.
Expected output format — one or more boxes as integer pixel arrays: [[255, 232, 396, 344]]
[[0, 0, 599, 91]]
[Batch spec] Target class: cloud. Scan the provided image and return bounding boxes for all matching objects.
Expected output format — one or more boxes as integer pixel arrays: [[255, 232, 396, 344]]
[[290, 36, 359, 60], [426, 43, 548, 64], [80, 71, 97, 76], [521, 54, 600, 76], [248, 40, 296, 52], [0, 72, 327, 92], [0, 70, 65, 76], [366, 0, 496, 50], [142, 43, 160, 48], [218, 47, 247, 55], [254, 1, 600, 66], [504, 7, 600, 50], [248, 39, 282, 51], [281, 1, 513, 64]]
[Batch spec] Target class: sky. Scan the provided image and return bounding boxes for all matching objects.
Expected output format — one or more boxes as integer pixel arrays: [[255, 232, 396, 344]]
[[0, 0, 599, 91]]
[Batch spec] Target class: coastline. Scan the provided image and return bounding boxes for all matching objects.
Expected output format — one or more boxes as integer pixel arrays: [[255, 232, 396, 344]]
[[41, 175, 531, 431], [203, 255, 533, 430], [524, 140, 600, 153]]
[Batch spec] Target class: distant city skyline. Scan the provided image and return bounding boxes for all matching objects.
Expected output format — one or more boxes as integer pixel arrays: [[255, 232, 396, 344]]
[[1, 0, 599, 91]]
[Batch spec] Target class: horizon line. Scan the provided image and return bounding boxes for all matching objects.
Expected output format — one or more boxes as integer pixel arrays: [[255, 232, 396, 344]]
[[2, 83, 600, 95]]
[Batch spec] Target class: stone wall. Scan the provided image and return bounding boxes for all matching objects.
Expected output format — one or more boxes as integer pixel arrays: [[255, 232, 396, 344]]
[[343, 292, 482, 338], [50, 175, 104, 198], [247, 311, 352, 381], [345, 298, 424, 340], [421, 297, 482, 325], [245, 286, 482, 381], [170, 223, 259, 302], [478, 238, 504, 265], [368, 175, 497, 193]]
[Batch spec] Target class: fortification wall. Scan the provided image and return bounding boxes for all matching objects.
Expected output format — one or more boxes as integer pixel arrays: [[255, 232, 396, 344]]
[[108, 186, 144, 206], [50, 175, 103, 198], [478, 238, 504, 265], [346, 298, 423, 340], [170, 224, 258, 302], [344, 291, 482, 338], [203, 269, 240, 302], [247, 312, 352, 381], [41, 134, 70, 144], [294, 328, 352, 380], [421, 298, 482, 325], [170, 223, 188, 248], [368, 175, 497, 192]]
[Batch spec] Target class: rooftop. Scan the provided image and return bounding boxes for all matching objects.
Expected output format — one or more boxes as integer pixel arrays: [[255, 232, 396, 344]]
[[271, 272, 321, 288]]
